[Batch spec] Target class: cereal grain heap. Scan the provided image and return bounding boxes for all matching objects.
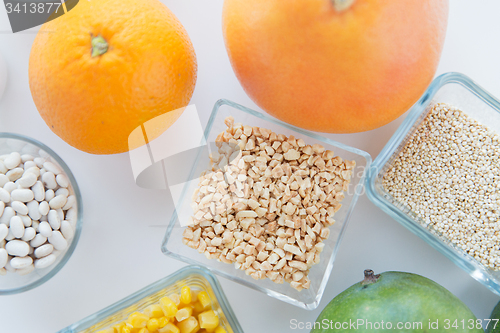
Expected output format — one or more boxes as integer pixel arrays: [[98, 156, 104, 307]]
[[383, 103, 500, 270], [183, 117, 355, 290]]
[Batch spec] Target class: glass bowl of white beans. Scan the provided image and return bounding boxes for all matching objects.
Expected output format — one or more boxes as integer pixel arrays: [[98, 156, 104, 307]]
[[0, 132, 82, 295]]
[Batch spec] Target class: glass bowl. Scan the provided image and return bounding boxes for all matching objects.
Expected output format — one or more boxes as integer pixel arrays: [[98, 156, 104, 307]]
[[366, 72, 500, 296], [57, 265, 243, 333], [161, 99, 371, 310], [0, 133, 83, 295]]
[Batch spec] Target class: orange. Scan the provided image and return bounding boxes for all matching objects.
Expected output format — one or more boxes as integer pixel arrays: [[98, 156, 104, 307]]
[[223, 0, 448, 133], [29, 0, 197, 154]]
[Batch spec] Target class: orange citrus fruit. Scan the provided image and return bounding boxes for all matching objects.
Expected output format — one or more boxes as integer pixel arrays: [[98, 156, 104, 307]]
[[29, 0, 197, 154], [223, 0, 448, 133]]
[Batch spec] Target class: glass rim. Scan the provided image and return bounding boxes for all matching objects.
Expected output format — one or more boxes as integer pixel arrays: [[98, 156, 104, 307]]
[[0, 132, 84, 295]]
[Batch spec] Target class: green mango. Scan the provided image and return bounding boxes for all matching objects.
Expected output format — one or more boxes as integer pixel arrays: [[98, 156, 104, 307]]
[[311, 270, 483, 333], [487, 301, 500, 333]]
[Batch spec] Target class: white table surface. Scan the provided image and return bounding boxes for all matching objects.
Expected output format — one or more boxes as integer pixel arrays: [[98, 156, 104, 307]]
[[1, 1, 500, 332]]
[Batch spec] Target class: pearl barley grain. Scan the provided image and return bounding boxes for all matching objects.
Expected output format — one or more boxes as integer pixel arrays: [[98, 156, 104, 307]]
[[383, 103, 500, 270]]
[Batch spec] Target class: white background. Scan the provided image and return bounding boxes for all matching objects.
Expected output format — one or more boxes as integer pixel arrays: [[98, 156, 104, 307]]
[[1, 1, 500, 332]]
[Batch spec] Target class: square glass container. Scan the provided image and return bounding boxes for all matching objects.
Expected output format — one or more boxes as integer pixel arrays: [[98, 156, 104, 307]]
[[57, 265, 243, 333], [366, 72, 500, 296], [161, 99, 371, 310]]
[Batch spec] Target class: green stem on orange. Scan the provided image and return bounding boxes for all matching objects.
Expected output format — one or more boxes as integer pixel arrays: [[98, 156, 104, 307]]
[[331, 0, 355, 12], [91, 35, 108, 57]]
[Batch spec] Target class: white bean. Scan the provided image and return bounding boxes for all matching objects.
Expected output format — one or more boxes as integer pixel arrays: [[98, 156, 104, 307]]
[[0, 207, 15, 225], [56, 174, 69, 188], [27, 200, 41, 220], [66, 207, 77, 223], [62, 195, 76, 210], [4, 152, 21, 169], [35, 254, 56, 269], [49, 195, 67, 210], [6, 168, 24, 181], [60, 221, 74, 239], [43, 162, 62, 175], [38, 221, 53, 238], [0, 267, 6, 275], [34, 244, 54, 258], [16, 172, 37, 188], [23, 161, 36, 170], [20, 215, 31, 227], [21, 155, 34, 163], [9, 216, 24, 238], [55, 188, 69, 197], [48, 210, 61, 230], [0, 161, 7, 174], [0, 201, 4, 217], [39, 150, 51, 159], [30, 234, 46, 248], [10, 256, 33, 269], [0, 248, 7, 268], [42, 172, 57, 189], [11, 201, 28, 215], [0, 224, 8, 242], [33, 157, 45, 168], [38, 201, 49, 216], [45, 189, 55, 201], [0, 174, 9, 187], [11, 189, 34, 202], [56, 208, 64, 221], [21, 227, 36, 242], [32, 181, 45, 201], [3, 181, 17, 193], [0, 188, 10, 203], [16, 264, 35, 275], [4, 260, 15, 273], [5, 240, 30, 256], [48, 231, 67, 251], [32, 220, 39, 231], [5, 228, 14, 241]]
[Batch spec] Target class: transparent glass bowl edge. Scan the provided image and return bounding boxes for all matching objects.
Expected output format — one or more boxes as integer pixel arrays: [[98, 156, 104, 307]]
[[161, 99, 372, 310], [365, 72, 500, 296], [57, 265, 244, 333], [0, 132, 83, 295]]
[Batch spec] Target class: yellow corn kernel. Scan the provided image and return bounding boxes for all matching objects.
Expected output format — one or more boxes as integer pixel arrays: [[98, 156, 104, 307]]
[[180, 286, 192, 304], [137, 329, 150, 333], [177, 316, 200, 333], [128, 312, 149, 329], [204, 328, 216, 333], [198, 310, 219, 330], [113, 323, 126, 333], [160, 297, 179, 318], [175, 307, 193, 322], [197, 292, 211, 310], [214, 326, 226, 333], [121, 326, 132, 333], [191, 301, 205, 315], [158, 322, 180, 333], [158, 317, 170, 328], [169, 294, 181, 307], [147, 318, 160, 332], [144, 304, 164, 318]]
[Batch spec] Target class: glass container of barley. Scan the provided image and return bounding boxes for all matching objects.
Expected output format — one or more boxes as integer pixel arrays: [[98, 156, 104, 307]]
[[162, 99, 371, 310], [366, 72, 500, 296]]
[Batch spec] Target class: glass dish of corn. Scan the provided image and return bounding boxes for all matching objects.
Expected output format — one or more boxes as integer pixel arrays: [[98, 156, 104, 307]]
[[57, 266, 243, 333]]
